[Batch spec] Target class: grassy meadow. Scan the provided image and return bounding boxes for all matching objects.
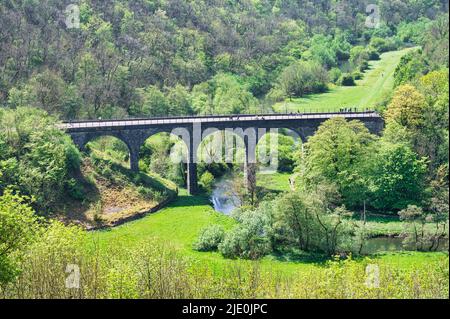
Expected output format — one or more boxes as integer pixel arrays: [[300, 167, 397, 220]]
[[273, 48, 417, 113], [89, 177, 448, 279]]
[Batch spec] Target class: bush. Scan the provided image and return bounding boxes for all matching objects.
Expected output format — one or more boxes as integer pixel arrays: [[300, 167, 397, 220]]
[[137, 186, 155, 200], [352, 71, 363, 80], [359, 60, 369, 72], [219, 205, 273, 259], [275, 61, 329, 99], [329, 67, 342, 84], [367, 48, 380, 61], [65, 178, 85, 200], [339, 74, 356, 86], [193, 225, 225, 251], [199, 171, 215, 194], [219, 226, 272, 260], [0, 108, 82, 209]]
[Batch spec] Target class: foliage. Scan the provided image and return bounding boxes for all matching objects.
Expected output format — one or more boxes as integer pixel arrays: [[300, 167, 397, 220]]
[[219, 203, 273, 259], [192, 73, 259, 114], [272, 61, 328, 100], [257, 133, 297, 173], [272, 186, 354, 255], [0, 190, 41, 284], [340, 73, 356, 86], [0, 107, 82, 210], [394, 49, 429, 87], [199, 171, 215, 194], [368, 142, 428, 211], [193, 224, 225, 252], [298, 117, 377, 208], [385, 84, 427, 129], [399, 205, 448, 252]]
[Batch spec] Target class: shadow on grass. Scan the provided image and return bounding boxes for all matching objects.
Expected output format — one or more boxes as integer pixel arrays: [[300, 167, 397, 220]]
[[167, 193, 212, 208], [269, 248, 330, 266]]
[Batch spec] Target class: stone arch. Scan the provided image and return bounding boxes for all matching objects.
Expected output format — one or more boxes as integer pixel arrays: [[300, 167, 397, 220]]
[[76, 133, 134, 170], [254, 127, 302, 173], [71, 131, 133, 153], [138, 131, 190, 177], [197, 128, 250, 166]]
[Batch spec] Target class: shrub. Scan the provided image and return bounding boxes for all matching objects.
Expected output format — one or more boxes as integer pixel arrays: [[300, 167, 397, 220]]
[[194, 225, 225, 251], [367, 48, 380, 60], [370, 37, 389, 53], [219, 205, 273, 259], [329, 67, 343, 84], [275, 61, 329, 99], [65, 178, 85, 200], [219, 226, 272, 260], [359, 60, 369, 72], [352, 71, 363, 80], [339, 74, 356, 86], [199, 171, 215, 194], [137, 186, 155, 200]]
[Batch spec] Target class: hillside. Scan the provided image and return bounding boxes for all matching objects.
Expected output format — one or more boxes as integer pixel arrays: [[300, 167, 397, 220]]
[[273, 47, 417, 112], [54, 154, 177, 229]]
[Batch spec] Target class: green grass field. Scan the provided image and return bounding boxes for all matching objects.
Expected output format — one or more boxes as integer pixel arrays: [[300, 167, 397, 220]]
[[273, 48, 417, 113], [90, 176, 447, 277]]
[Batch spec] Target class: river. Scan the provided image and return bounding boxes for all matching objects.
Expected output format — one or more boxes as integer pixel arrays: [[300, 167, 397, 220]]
[[210, 173, 241, 215]]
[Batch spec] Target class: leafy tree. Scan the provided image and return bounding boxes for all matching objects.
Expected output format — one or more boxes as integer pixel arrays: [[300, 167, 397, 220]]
[[307, 35, 337, 68], [328, 67, 342, 84], [133, 86, 169, 117], [422, 14, 449, 69], [0, 190, 41, 284], [394, 49, 429, 87], [257, 133, 297, 172], [298, 117, 377, 208], [192, 74, 259, 115], [166, 85, 193, 116], [369, 37, 397, 53], [385, 84, 427, 130], [368, 142, 428, 211], [274, 61, 328, 100], [349, 46, 369, 71], [219, 202, 273, 260], [386, 78, 448, 173], [0, 108, 81, 210], [399, 203, 448, 252], [331, 32, 352, 61], [396, 18, 431, 44], [199, 171, 214, 194]]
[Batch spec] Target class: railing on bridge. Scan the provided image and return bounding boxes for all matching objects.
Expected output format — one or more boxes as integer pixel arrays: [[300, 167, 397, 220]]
[[60, 109, 380, 130]]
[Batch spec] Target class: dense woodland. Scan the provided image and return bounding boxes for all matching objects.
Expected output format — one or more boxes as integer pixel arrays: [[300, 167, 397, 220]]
[[0, 0, 448, 118], [0, 0, 449, 298]]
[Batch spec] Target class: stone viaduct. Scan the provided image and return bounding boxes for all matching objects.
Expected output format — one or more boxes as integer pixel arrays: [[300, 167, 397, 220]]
[[60, 112, 384, 195]]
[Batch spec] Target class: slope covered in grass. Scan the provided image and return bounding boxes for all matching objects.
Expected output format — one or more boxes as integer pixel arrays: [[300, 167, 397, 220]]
[[55, 154, 177, 229], [273, 48, 417, 113]]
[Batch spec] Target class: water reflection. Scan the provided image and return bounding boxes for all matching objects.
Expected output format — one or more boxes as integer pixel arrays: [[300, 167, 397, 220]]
[[362, 237, 449, 254]]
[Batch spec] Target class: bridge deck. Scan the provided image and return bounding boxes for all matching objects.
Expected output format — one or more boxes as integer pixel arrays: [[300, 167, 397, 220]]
[[60, 112, 381, 130]]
